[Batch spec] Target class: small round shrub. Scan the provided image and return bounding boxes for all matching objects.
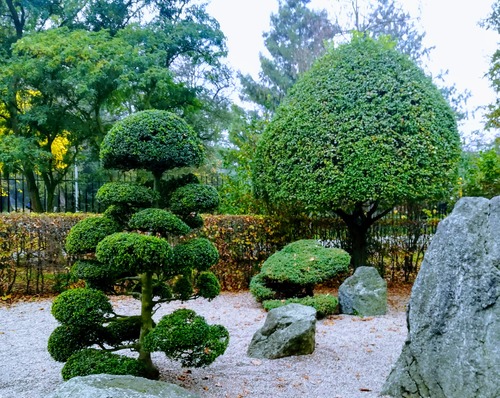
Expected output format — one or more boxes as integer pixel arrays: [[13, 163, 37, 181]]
[[260, 240, 350, 286], [65, 216, 119, 255], [51, 288, 112, 327], [173, 238, 219, 272], [249, 272, 276, 302], [100, 110, 204, 175], [143, 309, 229, 368], [159, 173, 200, 208], [96, 182, 159, 209], [128, 208, 190, 237], [71, 260, 119, 291], [170, 184, 220, 215], [153, 282, 172, 300], [105, 316, 142, 346], [48, 325, 103, 362], [262, 294, 339, 319], [96, 232, 173, 274], [173, 275, 193, 301], [196, 271, 220, 300], [61, 349, 149, 380]]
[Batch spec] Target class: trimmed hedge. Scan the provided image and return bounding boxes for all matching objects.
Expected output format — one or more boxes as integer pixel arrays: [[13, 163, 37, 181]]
[[262, 294, 339, 319], [0, 211, 443, 296]]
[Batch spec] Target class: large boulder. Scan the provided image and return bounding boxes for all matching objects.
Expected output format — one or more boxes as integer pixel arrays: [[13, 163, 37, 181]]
[[338, 266, 387, 316], [50, 374, 201, 398], [382, 196, 500, 398], [247, 303, 316, 359]]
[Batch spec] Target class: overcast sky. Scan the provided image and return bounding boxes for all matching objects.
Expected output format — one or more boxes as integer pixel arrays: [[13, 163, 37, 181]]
[[206, 0, 500, 144]]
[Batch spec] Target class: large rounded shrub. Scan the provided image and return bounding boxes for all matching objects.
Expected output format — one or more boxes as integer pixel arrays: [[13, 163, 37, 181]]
[[65, 216, 119, 255], [254, 35, 461, 267], [61, 349, 148, 381], [100, 110, 204, 175], [170, 184, 220, 215], [51, 288, 112, 327], [48, 325, 103, 362], [96, 232, 173, 274], [143, 309, 229, 368], [250, 240, 350, 300], [128, 208, 191, 237]]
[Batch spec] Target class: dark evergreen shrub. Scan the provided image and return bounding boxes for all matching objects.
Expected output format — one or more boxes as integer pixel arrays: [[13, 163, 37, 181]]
[[143, 309, 229, 368], [100, 110, 204, 175], [128, 208, 191, 237], [65, 216, 119, 255], [173, 238, 219, 272], [170, 183, 220, 215], [61, 349, 149, 381], [96, 232, 172, 274], [71, 260, 119, 290], [48, 325, 103, 362], [196, 271, 220, 300], [173, 275, 194, 301], [96, 182, 159, 209], [105, 316, 142, 346], [51, 288, 112, 327]]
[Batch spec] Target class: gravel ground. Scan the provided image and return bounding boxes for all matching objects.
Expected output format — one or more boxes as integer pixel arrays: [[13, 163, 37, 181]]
[[0, 290, 409, 398]]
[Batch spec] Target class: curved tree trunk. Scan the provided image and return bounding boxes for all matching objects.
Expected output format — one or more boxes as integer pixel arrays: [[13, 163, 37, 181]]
[[24, 169, 44, 212]]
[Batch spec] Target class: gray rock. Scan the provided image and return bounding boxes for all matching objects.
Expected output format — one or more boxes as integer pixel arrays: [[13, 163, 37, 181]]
[[247, 303, 316, 359], [338, 266, 387, 316], [382, 196, 500, 398], [50, 374, 201, 398]]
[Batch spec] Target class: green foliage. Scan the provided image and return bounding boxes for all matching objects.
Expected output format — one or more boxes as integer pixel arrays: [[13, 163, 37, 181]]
[[173, 275, 194, 301], [71, 260, 119, 291], [96, 182, 159, 209], [262, 294, 339, 319], [249, 272, 276, 302], [254, 36, 460, 211], [48, 325, 103, 362], [196, 271, 221, 300], [159, 173, 200, 208], [181, 213, 204, 229], [100, 110, 204, 176], [170, 183, 220, 216], [173, 238, 219, 272], [61, 349, 148, 381], [128, 209, 191, 237], [105, 316, 142, 346], [461, 140, 500, 198], [254, 35, 460, 268], [143, 309, 229, 368], [96, 232, 173, 274], [65, 216, 120, 255], [250, 240, 350, 301], [259, 240, 350, 286], [51, 288, 112, 328]]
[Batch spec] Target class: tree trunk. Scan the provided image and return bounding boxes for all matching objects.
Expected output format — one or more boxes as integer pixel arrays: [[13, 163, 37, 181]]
[[346, 222, 369, 268], [152, 171, 162, 208], [24, 169, 44, 212], [138, 272, 159, 379]]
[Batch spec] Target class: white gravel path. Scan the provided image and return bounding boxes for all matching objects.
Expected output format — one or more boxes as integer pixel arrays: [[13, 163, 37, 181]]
[[0, 292, 407, 398]]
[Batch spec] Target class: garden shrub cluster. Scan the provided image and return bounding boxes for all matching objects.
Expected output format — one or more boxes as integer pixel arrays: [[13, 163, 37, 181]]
[[48, 110, 229, 380], [249, 239, 350, 300], [262, 294, 339, 319]]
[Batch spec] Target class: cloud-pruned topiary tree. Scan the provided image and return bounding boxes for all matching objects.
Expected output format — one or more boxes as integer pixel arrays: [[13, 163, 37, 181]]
[[49, 110, 227, 380], [253, 35, 461, 268]]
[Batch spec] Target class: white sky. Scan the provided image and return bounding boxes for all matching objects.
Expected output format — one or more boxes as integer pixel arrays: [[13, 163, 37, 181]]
[[206, 0, 500, 145]]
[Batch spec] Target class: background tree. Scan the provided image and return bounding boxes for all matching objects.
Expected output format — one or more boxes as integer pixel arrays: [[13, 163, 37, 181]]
[[0, 0, 231, 211], [48, 110, 227, 380], [239, 0, 338, 113], [253, 36, 461, 268]]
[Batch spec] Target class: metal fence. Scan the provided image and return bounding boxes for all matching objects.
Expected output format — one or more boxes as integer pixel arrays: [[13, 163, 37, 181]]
[[0, 173, 225, 213]]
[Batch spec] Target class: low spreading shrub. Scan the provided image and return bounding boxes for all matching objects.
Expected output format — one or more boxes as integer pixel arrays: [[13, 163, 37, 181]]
[[61, 349, 149, 380], [262, 294, 339, 319]]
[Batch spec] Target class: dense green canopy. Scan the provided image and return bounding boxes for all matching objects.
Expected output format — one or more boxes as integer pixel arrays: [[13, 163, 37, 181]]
[[254, 35, 461, 213], [100, 110, 204, 176]]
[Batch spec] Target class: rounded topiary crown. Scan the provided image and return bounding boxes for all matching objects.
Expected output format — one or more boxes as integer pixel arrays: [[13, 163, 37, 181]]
[[100, 110, 204, 175]]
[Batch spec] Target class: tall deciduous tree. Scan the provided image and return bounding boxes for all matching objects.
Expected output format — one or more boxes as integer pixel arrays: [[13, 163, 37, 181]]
[[239, 0, 338, 113], [254, 36, 461, 268]]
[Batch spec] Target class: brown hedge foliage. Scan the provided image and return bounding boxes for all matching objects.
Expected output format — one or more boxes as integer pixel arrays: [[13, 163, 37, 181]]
[[198, 215, 288, 291], [0, 213, 89, 296]]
